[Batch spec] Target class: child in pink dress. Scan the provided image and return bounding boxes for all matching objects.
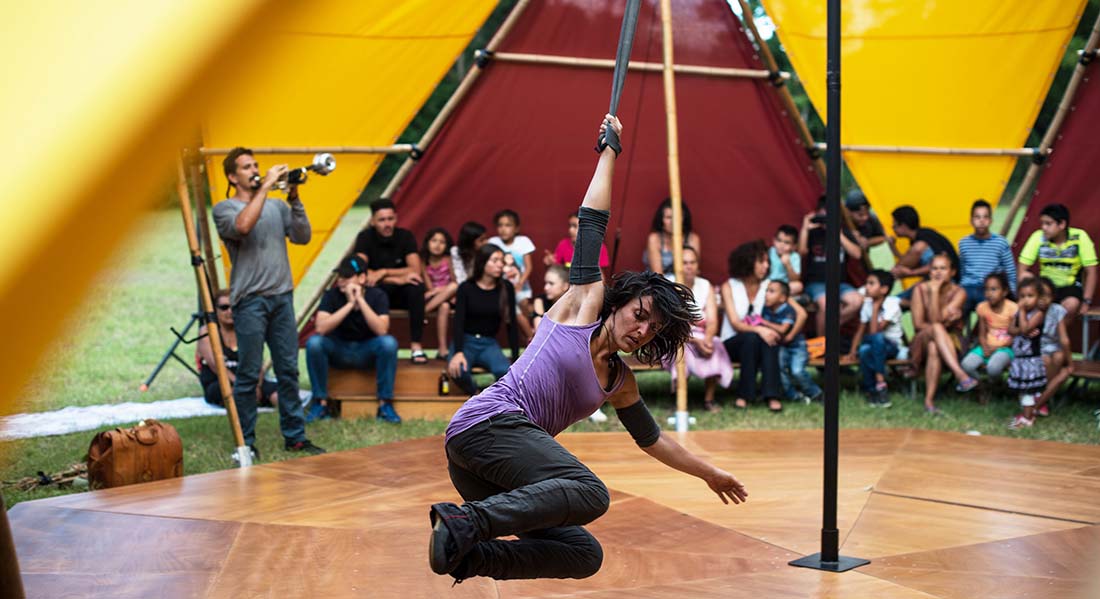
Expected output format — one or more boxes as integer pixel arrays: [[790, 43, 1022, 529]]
[[421, 228, 458, 360]]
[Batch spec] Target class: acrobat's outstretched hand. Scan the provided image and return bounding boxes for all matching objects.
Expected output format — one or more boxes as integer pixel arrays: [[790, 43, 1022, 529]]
[[595, 114, 624, 156], [706, 469, 749, 505]]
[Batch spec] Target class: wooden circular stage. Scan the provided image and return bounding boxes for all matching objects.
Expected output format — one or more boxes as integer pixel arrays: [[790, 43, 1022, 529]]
[[9, 429, 1100, 598]]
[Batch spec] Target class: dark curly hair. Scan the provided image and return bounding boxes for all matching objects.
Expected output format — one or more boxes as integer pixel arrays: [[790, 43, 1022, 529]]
[[727, 239, 769, 279], [599, 271, 698, 366], [650, 197, 693, 235]]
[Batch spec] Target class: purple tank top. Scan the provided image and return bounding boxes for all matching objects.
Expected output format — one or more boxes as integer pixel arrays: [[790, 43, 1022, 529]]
[[445, 315, 625, 442]]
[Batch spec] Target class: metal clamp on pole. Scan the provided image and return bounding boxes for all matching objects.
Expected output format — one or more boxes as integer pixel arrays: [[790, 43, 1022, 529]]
[[474, 48, 495, 68], [409, 144, 424, 161], [1080, 48, 1097, 66], [1031, 148, 1050, 166], [768, 70, 786, 87]]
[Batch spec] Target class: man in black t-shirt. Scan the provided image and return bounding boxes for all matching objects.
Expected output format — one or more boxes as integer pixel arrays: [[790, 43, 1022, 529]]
[[305, 255, 401, 423], [845, 190, 887, 251], [354, 199, 428, 363], [889, 205, 959, 307], [798, 200, 865, 334]]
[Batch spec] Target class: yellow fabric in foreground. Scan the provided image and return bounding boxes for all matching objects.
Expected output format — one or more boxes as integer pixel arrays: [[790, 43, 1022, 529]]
[[762, 0, 1086, 243], [203, 1, 496, 287]]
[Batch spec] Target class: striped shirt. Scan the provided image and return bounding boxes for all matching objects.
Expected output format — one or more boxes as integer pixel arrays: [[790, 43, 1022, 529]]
[[958, 233, 1017, 292]]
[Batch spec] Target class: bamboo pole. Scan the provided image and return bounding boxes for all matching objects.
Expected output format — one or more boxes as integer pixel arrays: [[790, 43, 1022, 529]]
[[294, 0, 536, 330], [1001, 12, 1100, 239], [186, 157, 221, 295], [199, 145, 415, 156], [0, 489, 23, 599], [659, 0, 690, 433], [734, 0, 825, 181], [492, 51, 790, 81], [813, 142, 1048, 157], [177, 157, 251, 466]]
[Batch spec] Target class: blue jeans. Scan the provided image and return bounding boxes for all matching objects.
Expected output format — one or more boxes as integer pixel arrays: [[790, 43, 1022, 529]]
[[233, 291, 306, 447], [962, 284, 985, 314], [858, 333, 900, 392], [305, 334, 398, 400], [779, 339, 822, 400], [451, 334, 512, 393], [805, 281, 856, 302]]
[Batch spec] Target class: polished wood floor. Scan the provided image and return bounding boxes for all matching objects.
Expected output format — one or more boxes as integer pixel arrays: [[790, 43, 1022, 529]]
[[9, 429, 1100, 598]]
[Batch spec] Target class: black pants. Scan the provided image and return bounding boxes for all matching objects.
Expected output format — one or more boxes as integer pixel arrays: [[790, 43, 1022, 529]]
[[445, 413, 610, 580], [723, 332, 782, 400], [379, 282, 426, 343]]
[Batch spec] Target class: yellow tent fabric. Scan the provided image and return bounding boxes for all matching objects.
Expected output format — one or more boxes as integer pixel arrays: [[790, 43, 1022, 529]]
[[762, 0, 1086, 244], [203, 1, 497, 287]]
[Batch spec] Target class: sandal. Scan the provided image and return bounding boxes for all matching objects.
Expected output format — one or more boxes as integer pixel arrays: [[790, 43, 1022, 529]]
[[703, 400, 721, 414], [768, 399, 783, 413], [733, 398, 749, 410], [954, 377, 979, 393], [436, 351, 450, 362], [411, 350, 429, 365]]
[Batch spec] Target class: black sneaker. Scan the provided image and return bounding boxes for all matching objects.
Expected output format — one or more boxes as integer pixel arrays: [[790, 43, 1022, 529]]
[[285, 439, 326, 455], [429, 502, 479, 575]]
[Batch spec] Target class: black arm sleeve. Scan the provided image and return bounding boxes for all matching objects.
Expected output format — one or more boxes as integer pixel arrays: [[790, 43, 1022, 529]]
[[506, 282, 519, 363], [570, 207, 610, 285], [614, 398, 661, 448], [453, 283, 468, 353]]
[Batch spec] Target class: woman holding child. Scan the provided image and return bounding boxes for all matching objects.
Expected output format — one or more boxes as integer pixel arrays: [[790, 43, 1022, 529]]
[[719, 240, 784, 412]]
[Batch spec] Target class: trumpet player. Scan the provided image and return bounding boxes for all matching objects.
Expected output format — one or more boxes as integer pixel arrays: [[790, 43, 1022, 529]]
[[213, 147, 326, 458]]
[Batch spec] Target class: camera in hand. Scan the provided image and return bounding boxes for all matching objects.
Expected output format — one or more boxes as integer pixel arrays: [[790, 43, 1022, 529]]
[[810, 214, 828, 225]]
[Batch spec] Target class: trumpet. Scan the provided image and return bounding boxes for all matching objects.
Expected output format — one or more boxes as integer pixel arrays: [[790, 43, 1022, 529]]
[[249, 153, 337, 191]]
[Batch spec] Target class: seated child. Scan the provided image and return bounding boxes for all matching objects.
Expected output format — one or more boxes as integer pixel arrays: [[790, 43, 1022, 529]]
[[847, 270, 905, 407], [761, 280, 821, 403], [1007, 278, 1048, 429], [421, 227, 459, 360], [768, 225, 804, 296], [961, 272, 1017, 381], [1034, 277, 1073, 417], [532, 264, 569, 331]]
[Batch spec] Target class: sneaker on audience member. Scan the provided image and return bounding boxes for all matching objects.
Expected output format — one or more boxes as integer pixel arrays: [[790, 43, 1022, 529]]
[[1008, 414, 1034, 429], [285, 439, 326, 454], [1037, 404, 1050, 418], [588, 408, 608, 423], [377, 401, 402, 424]]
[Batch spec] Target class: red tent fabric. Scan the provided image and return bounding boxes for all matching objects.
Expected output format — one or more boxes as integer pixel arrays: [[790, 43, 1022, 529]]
[[392, 0, 821, 286], [1017, 67, 1100, 248]]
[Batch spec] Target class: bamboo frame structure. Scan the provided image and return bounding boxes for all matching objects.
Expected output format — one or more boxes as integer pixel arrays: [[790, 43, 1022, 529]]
[[658, 0, 690, 432], [1001, 11, 1100, 239], [177, 156, 250, 465], [0, 489, 23, 598], [199, 145, 415, 156], [492, 51, 790, 81], [294, 0, 534, 330], [186, 158, 221, 295], [734, 0, 825, 181], [812, 142, 1048, 157]]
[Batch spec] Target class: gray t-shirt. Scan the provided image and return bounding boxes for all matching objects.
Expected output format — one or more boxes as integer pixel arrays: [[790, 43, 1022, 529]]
[[213, 197, 311, 305]]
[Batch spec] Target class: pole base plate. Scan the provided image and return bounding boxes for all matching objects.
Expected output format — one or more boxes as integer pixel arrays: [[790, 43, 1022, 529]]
[[789, 553, 870, 573]]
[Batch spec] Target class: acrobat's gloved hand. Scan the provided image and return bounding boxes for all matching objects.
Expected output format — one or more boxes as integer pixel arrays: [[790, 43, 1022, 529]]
[[594, 114, 624, 156]]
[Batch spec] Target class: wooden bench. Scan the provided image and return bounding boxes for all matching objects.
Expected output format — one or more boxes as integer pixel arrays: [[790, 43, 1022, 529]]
[[808, 355, 916, 398], [327, 362, 469, 420]]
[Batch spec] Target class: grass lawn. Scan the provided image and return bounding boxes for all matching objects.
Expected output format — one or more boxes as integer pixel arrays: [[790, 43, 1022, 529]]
[[2, 208, 1098, 508]]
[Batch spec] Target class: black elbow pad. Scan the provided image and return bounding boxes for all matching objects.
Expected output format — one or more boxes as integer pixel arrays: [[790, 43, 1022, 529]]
[[569, 207, 610, 285], [615, 399, 661, 447]]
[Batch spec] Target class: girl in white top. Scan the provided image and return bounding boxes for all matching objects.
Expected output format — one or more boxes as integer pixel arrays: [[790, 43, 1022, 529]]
[[720, 240, 784, 411], [672, 246, 734, 412]]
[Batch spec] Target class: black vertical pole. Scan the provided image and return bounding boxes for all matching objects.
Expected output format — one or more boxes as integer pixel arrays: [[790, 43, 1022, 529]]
[[790, 0, 869, 573]]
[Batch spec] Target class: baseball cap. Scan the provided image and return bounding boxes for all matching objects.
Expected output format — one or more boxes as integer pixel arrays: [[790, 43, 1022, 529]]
[[334, 255, 366, 278]]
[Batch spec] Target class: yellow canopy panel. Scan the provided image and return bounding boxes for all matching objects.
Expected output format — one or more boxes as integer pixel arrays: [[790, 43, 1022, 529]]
[[762, 0, 1086, 243], [203, 0, 497, 286]]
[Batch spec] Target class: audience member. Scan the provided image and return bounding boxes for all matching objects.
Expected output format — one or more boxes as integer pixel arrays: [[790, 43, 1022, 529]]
[[958, 199, 1017, 312], [545, 210, 611, 277], [908, 253, 972, 414], [489, 209, 536, 341], [1034, 277, 1073, 418], [889, 205, 958, 308], [761, 280, 820, 404], [768, 225, 803, 296], [646, 198, 700, 278], [447, 244, 520, 396], [197, 289, 278, 409], [1007, 278, 1048, 429], [720, 240, 784, 412], [1017, 203, 1097, 320], [354, 199, 428, 364], [532, 264, 569, 331], [212, 147, 323, 456], [452, 221, 488, 284], [672, 246, 734, 413], [846, 270, 904, 407], [960, 272, 1017, 382], [421, 228, 459, 360], [306, 256, 401, 423], [799, 198, 864, 334], [844, 190, 887, 251]]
